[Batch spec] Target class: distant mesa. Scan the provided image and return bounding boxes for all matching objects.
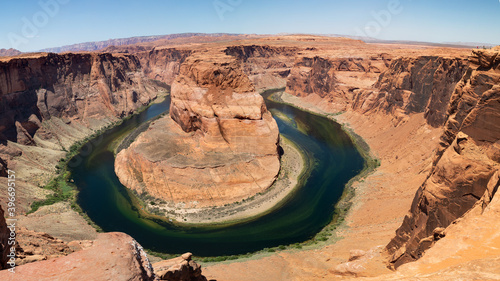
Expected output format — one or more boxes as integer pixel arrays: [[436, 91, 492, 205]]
[[0, 48, 22, 57], [38, 33, 253, 53]]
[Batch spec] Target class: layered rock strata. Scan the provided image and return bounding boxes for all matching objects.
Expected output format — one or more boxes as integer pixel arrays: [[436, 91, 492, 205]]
[[115, 52, 280, 207], [0, 52, 164, 184], [225, 45, 298, 90], [286, 54, 467, 124], [386, 47, 500, 268], [373, 56, 468, 127], [286, 54, 392, 112], [137, 47, 192, 85]]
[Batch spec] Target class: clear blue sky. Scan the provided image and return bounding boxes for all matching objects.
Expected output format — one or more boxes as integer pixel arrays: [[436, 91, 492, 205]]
[[1, 0, 499, 52]]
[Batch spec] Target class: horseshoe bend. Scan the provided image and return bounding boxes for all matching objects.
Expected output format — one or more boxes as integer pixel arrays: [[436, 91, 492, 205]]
[[0, 33, 500, 281], [115, 52, 282, 210]]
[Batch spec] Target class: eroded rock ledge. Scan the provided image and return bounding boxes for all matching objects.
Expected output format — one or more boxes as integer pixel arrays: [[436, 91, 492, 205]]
[[115, 52, 281, 208]]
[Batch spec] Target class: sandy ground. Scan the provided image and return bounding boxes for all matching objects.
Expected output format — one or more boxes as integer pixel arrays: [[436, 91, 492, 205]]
[[203, 93, 443, 280], [146, 137, 307, 224]]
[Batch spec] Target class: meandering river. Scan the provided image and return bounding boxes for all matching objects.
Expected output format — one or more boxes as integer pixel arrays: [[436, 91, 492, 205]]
[[71, 90, 364, 256]]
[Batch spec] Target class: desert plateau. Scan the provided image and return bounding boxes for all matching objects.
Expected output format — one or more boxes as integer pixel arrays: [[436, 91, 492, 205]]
[[1, 1, 500, 280]]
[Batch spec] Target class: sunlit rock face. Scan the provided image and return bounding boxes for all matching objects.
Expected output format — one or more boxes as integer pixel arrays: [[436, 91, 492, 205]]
[[387, 47, 500, 268], [115, 52, 280, 207]]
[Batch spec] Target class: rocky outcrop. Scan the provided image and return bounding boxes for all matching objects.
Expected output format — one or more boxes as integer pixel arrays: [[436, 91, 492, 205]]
[[348, 56, 467, 126], [153, 252, 207, 281], [286, 56, 338, 98], [15, 227, 76, 266], [115, 52, 281, 207], [225, 45, 298, 61], [0, 232, 155, 281], [386, 47, 500, 268]]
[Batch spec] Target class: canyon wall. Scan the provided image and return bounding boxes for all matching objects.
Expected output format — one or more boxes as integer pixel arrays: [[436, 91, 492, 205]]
[[0, 52, 165, 183], [225, 45, 298, 90], [374, 56, 468, 127], [0, 52, 158, 143], [286, 54, 392, 112], [285, 54, 468, 126], [386, 47, 500, 268], [115, 51, 281, 207], [137, 47, 192, 85]]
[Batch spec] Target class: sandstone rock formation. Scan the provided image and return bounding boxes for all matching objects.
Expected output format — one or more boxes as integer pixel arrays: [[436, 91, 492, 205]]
[[386, 47, 500, 268], [286, 53, 393, 112], [0, 232, 155, 281], [14, 227, 76, 266], [0, 227, 208, 280], [153, 252, 207, 281], [286, 56, 338, 99], [115, 52, 281, 207]]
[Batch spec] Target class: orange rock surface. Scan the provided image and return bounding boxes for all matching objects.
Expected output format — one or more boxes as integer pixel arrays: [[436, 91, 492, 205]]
[[0, 232, 155, 281], [115, 51, 281, 207]]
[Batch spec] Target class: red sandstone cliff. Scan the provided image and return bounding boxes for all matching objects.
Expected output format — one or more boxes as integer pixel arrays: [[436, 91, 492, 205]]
[[386, 47, 500, 268], [0, 52, 165, 184], [136, 47, 192, 85], [285, 54, 468, 127], [225, 45, 298, 90], [0, 52, 158, 143], [286, 53, 392, 112], [373, 56, 468, 127]]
